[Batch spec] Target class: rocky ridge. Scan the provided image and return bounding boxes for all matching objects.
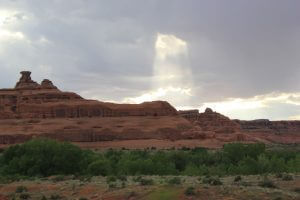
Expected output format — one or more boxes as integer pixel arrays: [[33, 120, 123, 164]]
[[0, 71, 299, 148]]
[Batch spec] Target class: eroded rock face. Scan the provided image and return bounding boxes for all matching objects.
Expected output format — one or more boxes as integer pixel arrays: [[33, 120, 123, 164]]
[[180, 108, 241, 134], [15, 71, 40, 89], [0, 71, 299, 148], [236, 119, 300, 134], [41, 79, 58, 89], [0, 71, 178, 119]]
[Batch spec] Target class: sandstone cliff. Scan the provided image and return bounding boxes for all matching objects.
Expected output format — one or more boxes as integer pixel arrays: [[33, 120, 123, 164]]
[[0, 71, 299, 149], [0, 71, 178, 119]]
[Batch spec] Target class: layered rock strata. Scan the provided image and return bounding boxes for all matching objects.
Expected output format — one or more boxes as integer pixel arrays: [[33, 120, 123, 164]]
[[0, 71, 299, 148], [0, 71, 178, 119]]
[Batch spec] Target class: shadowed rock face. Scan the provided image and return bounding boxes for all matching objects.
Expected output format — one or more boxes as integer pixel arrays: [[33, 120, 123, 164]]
[[0, 71, 178, 119]]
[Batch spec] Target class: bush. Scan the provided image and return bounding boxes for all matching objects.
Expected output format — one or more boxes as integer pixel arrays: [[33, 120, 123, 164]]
[[41, 196, 47, 200], [0, 139, 87, 176], [16, 185, 27, 193], [139, 178, 154, 186], [282, 174, 293, 181], [50, 194, 61, 200], [259, 178, 276, 188], [87, 160, 110, 176], [133, 176, 142, 182], [117, 175, 127, 181], [19, 193, 30, 200], [294, 187, 300, 193], [168, 177, 181, 185], [106, 176, 117, 183], [52, 175, 65, 182], [234, 175, 242, 182], [275, 173, 283, 178], [108, 183, 116, 189], [184, 187, 196, 196], [202, 177, 222, 185]]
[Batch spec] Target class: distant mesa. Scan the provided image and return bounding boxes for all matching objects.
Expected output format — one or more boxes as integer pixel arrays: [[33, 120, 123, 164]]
[[0, 71, 178, 119], [0, 70, 299, 149]]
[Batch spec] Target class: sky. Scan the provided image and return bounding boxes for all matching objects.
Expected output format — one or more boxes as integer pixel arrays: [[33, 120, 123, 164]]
[[0, 0, 300, 120]]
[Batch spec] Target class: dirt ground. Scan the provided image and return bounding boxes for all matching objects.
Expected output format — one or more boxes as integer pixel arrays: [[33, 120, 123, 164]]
[[0, 174, 299, 200], [73, 139, 224, 150]]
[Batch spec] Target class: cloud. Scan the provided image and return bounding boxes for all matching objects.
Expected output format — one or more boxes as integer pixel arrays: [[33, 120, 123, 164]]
[[199, 92, 300, 120], [123, 87, 192, 104], [0, 0, 299, 120]]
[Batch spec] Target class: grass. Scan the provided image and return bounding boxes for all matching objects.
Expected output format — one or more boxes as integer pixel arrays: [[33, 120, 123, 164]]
[[144, 187, 181, 200]]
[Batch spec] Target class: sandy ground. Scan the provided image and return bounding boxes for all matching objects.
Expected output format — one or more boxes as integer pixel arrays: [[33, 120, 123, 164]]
[[0, 175, 299, 200]]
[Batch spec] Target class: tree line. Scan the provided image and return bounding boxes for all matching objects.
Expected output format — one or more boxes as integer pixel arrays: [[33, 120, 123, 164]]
[[0, 139, 299, 177]]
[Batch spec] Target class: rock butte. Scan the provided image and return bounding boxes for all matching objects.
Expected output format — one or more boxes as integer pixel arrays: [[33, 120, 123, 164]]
[[0, 71, 299, 149]]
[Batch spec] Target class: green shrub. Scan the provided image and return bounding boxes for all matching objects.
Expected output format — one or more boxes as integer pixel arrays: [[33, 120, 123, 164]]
[[133, 176, 142, 182], [282, 174, 293, 181], [117, 175, 127, 181], [79, 197, 88, 200], [240, 181, 252, 187], [259, 178, 276, 188], [0, 139, 87, 176], [106, 176, 117, 183], [234, 175, 242, 182], [50, 194, 61, 200], [168, 177, 181, 185], [52, 175, 65, 182], [16, 185, 27, 193], [294, 187, 300, 193], [108, 183, 116, 189], [275, 173, 283, 178], [184, 187, 196, 196], [202, 177, 222, 185], [19, 193, 30, 200], [87, 159, 110, 176], [41, 196, 47, 200], [140, 178, 154, 186]]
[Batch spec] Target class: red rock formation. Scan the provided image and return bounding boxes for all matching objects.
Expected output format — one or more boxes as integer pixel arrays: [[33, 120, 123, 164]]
[[180, 108, 241, 134], [0, 71, 299, 149], [15, 71, 40, 89], [0, 71, 178, 119], [178, 109, 199, 122], [236, 119, 300, 134], [41, 79, 58, 89]]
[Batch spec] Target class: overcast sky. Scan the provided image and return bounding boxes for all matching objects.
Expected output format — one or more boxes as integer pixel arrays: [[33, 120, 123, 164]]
[[0, 0, 300, 120]]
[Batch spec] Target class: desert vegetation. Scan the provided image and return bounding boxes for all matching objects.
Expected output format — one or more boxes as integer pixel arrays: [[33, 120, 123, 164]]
[[0, 139, 299, 199], [0, 139, 299, 178]]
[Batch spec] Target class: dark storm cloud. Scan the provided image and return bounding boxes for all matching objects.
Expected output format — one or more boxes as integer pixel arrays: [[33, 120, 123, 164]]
[[0, 0, 299, 118]]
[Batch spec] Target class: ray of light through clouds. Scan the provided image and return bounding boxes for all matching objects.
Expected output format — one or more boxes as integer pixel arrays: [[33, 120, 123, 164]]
[[124, 33, 193, 106], [0, 0, 300, 120]]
